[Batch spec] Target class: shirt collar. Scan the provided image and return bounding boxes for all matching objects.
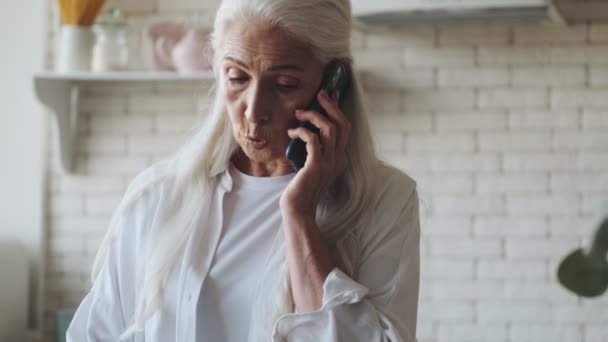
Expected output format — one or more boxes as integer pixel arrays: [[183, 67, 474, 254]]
[[218, 166, 234, 192]]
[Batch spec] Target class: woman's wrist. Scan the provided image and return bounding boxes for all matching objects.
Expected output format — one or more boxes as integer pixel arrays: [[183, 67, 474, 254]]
[[280, 196, 317, 223], [281, 207, 316, 229]]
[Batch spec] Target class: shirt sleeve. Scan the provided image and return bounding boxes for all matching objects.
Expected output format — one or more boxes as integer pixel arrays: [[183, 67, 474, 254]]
[[65, 220, 131, 342], [66, 170, 160, 342], [272, 183, 421, 342]]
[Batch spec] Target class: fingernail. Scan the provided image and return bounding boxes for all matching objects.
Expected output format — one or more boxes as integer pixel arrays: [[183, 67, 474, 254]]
[[319, 90, 328, 99]]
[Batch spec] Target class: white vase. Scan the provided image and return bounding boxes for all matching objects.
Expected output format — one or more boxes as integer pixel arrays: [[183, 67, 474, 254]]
[[56, 25, 94, 73]]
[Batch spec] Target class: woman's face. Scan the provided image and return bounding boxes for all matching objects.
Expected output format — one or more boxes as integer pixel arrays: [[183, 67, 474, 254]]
[[218, 21, 324, 170]]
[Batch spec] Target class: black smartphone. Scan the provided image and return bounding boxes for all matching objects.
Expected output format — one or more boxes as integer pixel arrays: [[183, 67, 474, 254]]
[[285, 59, 351, 171]]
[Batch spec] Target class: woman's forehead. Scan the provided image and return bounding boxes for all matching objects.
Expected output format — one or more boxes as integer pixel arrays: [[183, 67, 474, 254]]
[[219, 22, 316, 70]]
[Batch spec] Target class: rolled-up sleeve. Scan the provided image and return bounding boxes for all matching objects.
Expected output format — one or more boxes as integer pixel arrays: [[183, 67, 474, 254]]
[[272, 183, 421, 342]]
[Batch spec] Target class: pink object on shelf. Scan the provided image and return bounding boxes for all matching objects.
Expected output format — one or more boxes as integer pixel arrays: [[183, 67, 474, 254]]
[[141, 21, 213, 73], [169, 29, 214, 74], [140, 21, 186, 71]]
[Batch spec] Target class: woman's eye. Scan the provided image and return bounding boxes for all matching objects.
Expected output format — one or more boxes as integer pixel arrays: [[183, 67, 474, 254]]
[[226, 73, 248, 85], [228, 78, 247, 84], [276, 77, 299, 90], [277, 83, 298, 90], [226, 67, 248, 85]]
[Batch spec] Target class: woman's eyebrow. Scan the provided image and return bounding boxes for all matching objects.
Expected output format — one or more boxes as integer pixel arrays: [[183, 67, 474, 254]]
[[223, 56, 303, 72], [224, 56, 248, 68], [268, 64, 302, 72]]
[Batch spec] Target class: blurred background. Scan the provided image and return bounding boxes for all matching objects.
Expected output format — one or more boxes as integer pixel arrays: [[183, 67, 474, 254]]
[[1, 0, 608, 341]]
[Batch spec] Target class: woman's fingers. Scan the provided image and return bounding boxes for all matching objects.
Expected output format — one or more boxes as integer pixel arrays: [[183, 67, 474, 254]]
[[294, 109, 336, 154], [288, 127, 323, 168], [289, 89, 350, 174], [317, 90, 351, 152]]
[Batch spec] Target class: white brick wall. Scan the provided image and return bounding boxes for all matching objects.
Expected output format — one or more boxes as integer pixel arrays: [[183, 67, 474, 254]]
[[42, 3, 608, 341], [361, 21, 608, 342]]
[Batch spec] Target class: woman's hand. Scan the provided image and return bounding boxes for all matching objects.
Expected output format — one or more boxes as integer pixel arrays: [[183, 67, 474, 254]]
[[280, 89, 351, 220]]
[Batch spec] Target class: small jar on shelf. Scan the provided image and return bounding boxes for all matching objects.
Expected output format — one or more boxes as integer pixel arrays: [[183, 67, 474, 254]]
[[91, 8, 129, 72]]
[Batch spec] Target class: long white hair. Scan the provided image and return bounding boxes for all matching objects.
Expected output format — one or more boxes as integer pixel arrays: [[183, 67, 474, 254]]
[[90, 0, 380, 339]]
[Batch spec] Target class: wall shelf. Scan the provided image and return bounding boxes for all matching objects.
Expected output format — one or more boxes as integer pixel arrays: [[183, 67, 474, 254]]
[[33, 71, 215, 173]]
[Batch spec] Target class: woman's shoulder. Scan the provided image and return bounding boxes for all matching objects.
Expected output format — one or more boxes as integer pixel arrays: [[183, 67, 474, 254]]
[[339, 161, 418, 237], [112, 160, 179, 237], [125, 159, 177, 198], [364, 161, 419, 237], [105, 160, 180, 254], [372, 161, 418, 209], [353, 161, 420, 265]]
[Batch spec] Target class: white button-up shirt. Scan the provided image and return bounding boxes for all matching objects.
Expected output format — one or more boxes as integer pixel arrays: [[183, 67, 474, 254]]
[[66, 162, 420, 342]]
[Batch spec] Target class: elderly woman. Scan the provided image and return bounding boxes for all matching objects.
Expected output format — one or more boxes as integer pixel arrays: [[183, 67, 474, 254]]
[[67, 0, 420, 341]]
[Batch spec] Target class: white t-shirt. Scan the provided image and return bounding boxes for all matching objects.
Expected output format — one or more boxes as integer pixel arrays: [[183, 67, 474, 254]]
[[196, 163, 295, 341]]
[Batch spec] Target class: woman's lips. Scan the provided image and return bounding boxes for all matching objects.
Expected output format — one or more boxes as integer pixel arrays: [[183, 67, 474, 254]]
[[246, 136, 268, 149]]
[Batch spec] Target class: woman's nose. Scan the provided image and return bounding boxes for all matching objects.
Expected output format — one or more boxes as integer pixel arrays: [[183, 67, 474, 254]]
[[244, 86, 270, 123]]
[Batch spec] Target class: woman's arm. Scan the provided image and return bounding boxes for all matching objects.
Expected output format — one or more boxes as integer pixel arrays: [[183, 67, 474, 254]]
[[282, 211, 336, 313], [280, 85, 420, 341], [276, 185, 421, 342]]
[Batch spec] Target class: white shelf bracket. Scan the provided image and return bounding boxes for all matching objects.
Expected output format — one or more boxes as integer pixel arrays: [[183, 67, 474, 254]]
[[33, 71, 215, 174], [33, 78, 80, 173]]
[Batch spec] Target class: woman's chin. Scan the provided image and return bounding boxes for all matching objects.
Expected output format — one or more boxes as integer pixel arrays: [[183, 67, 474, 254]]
[[239, 142, 288, 163], [240, 143, 272, 160]]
